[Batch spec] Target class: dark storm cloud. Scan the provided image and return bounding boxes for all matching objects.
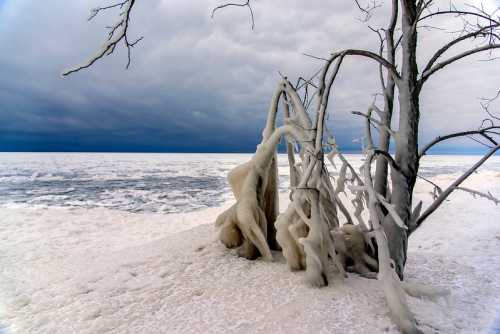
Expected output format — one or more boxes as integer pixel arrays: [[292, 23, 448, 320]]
[[0, 0, 498, 153]]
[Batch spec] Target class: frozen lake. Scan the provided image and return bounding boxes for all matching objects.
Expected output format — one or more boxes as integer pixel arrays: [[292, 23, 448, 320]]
[[0, 152, 499, 213]]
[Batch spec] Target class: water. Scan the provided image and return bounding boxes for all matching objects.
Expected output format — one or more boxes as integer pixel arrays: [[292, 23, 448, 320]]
[[0, 153, 291, 213], [0, 153, 498, 213]]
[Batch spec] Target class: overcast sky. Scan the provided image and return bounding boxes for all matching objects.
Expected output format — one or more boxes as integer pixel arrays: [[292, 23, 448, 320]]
[[0, 0, 499, 153]]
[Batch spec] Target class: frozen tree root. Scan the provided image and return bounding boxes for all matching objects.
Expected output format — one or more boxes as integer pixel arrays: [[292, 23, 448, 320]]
[[275, 204, 309, 271], [331, 224, 378, 279], [215, 157, 275, 261]]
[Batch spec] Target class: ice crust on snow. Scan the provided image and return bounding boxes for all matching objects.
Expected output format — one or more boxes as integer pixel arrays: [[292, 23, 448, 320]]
[[0, 154, 499, 333]]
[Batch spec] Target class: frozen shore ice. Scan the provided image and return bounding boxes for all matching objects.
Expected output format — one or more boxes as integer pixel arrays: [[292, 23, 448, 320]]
[[0, 169, 499, 333]]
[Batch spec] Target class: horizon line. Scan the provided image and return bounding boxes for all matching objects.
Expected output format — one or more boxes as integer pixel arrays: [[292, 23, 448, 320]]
[[0, 150, 496, 156]]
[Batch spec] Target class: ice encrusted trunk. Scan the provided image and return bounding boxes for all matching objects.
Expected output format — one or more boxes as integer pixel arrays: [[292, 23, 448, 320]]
[[262, 153, 280, 250], [374, 0, 397, 199], [374, 79, 395, 198], [382, 0, 420, 279], [261, 89, 282, 251]]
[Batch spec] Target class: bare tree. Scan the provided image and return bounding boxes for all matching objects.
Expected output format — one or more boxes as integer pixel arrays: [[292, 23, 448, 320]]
[[64, 0, 500, 332]]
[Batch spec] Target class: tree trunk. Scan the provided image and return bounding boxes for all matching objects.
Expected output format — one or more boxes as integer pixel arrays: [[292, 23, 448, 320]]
[[374, 81, 395, 197], [382, 0, 420, 279], [374, 0, 397, 198], [262, 154, 280, 250]]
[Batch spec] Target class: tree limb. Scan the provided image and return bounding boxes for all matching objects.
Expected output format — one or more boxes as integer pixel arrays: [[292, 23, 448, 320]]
[[419, 126, 499, 158], [62, 0, 141, 76], [421, 23, 500, 80], [351, 110, 398, 138], [420, 44, 500, 84], [412, 143, 500, 232], [419, 10, 500, 26], [352, 0, 382, 21], [327, 49, 402, 83], [456, 187, 500, 205]]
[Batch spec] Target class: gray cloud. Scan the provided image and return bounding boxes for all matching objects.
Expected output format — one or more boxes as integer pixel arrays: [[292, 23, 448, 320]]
[[0, 0, 498, 153]]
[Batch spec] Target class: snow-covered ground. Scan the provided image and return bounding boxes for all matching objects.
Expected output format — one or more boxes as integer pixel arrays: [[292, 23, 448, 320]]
[[1, 155, 500, 333]]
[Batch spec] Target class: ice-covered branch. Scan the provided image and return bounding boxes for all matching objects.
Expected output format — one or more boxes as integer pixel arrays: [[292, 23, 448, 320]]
[[327, 148, 364, 226], [376, 194, 407, 230], [262, 81, 285, 140], [282, 93, 299, 198], [62, 0, 141, 76], [413, 143, 500, 232], [363, 150, 420, 333], [417, 174, 443, 200], [456, 187, 500, 205], [328, 149, 365, 187], [351, 110, 398, 138], [283, 80, 314, 130], [315, 54, 346, 153]]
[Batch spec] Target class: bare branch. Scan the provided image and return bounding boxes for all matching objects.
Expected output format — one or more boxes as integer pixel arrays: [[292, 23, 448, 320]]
[[419, 125, 499, 158], [331, 49, 402, 83], [417, 2, 500, 85], [368, 26, 387, 90], [413, 143, 500, 232], [88, 1, 129, 21], [480, 89, 500, 121], [420, 44, 500, 83], [302, 53, 329, 62], [466, 134, 494, 148], [352, 0, 382, 21], [421, 23, 500, 79], [419, 10, 500, 26], [62, 0, 141, 76], [351, 110, 398, 137], [212, 0, 255, 30]]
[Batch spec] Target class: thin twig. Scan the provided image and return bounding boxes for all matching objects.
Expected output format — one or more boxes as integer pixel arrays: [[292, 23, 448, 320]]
[[212, 1, 255, 30]]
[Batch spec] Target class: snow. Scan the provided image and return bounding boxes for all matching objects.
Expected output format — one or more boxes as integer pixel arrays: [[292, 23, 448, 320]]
[[1, 168, 500, 333]]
